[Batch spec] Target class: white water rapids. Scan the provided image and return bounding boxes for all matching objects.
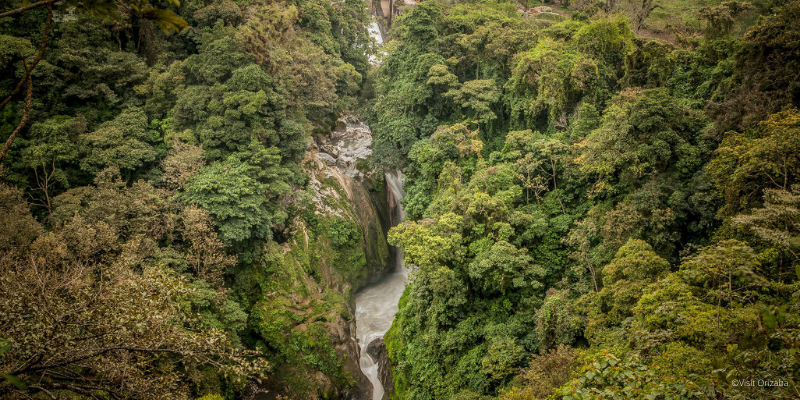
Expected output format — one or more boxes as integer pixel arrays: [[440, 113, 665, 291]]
[[353, 15, 406, 400], [368, 20, 384, 45], [367, 17, 385, 64], [354, 170, 407, 400]]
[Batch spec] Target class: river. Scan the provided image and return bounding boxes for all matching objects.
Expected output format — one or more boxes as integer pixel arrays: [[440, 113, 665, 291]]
[[353, 12, 407, 400], [354, 170, 407, 400]]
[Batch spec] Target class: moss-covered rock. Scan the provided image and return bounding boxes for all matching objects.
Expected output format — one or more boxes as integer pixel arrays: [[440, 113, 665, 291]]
[[247, 116, 392, 399]]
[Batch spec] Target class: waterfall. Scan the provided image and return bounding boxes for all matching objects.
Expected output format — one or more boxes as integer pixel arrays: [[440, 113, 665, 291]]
[[355, 12, 405, 400], [384, 169, 406, 224], [354, 170, 407, 400], [368, 19, 384, 45]]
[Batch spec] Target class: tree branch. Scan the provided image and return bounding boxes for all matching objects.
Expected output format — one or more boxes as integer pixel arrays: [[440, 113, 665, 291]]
[[0, 0, 58, 19], [0, 65, 33, 163], [27, 385, 57, 400], [15, 346, 192, 376], [0, 1, 53, 112]]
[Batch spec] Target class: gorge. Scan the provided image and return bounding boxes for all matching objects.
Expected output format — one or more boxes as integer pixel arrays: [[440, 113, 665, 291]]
[[305, 112, 407, 400], [1, 0, 799, 399], [353, 12, 407, 400], [354, 169, 407, 400]]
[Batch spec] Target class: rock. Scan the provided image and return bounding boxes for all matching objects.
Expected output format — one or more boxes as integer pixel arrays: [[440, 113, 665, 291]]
[[255, 115, 391, 400], [313, 116, 373, 178], [305, 115, 392, 282], [366, 338, 394, 397], [318, 152, 337, 166], [326, 314, 371, 400]]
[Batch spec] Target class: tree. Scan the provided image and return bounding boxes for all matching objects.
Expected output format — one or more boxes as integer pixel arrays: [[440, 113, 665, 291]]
[[565, 219, 600, 292], [80, 107, 157, 174], [581, 239, 670, 341], [709, 1, 800, 132], [499, 345, 575, 400], [50, 167, 170, 242], [560, 351, 707, 400], [506, 38, 600, 129], [444, 79, 502, 123], [178, 144, 291, 244], [0, 234, 266, 400], [161, 140, 205, 192], [535, 290, 581, 350], [734, 186, 800, 264], [0, 0, 186, 163], [576, 88, 703, 196], [680, 240, 764, 328], [0, 182, 43, 252], [709, 108, 800, 215], [0, 178, 265, 399], [699, 1, 752, 38], [181, 205, 236, 287], [388, 212, 467, 271], [503, 130, 569, 212], [15, 115, 83, 213], [629, 0, 660, 31], [469, 240, 544, 296], [480, 336, 526, 383]]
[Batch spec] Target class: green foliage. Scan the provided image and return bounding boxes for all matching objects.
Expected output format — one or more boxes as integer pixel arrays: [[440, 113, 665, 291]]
[[576, 88, 707, 196], [178, 144, 290, 244], [560, 351, 708, 400], [499, 345, 576, 400], [581, 239, 670, 342], [196, 395, 224, 400], [328, 218, 361, 248], [0, 182, 43, 252], [374, 3, 800, 400], [535, 291, 582, 351], [2, 0, 800, 398], [250, 234, 365, 398], [733, 186, 800, 272], [80, 107, 158, 173], [0, 0, 375, 396], [680, 240, 764, 310], [469, 240, 543, 295], [709, 1, 800, 132], [0, 35, 35, 70], [709, 108, 800, 214]]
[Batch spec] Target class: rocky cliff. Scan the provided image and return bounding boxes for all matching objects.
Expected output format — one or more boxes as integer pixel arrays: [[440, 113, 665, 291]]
[[248, 116, 391, 400], [366, 338, 395, 398]]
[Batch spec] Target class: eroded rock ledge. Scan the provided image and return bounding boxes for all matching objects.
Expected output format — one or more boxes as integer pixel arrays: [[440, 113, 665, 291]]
[[367, 338, 395, 398], [249, 116, 391, 400]]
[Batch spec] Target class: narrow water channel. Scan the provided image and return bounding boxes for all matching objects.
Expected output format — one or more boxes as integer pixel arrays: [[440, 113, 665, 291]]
[[354, 13, 404, 400], [354, 170, 407, 400]]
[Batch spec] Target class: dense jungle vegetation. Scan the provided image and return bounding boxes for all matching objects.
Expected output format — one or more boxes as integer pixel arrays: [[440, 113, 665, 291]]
[[0, 0, 375, 398], [0, 0, 799, 398], [374, 1, 800, 399]]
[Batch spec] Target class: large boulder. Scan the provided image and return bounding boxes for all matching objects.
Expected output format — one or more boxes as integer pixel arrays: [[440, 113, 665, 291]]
[[366, 338, 395, 397]]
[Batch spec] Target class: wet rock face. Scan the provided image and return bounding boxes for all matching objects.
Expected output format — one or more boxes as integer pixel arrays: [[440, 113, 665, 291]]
[[366, 338, 395, 397], [305, 116, 392, 282], [248, 115, 388, 400], [327, 315, 372, 400], [317, 116, 374, 179]]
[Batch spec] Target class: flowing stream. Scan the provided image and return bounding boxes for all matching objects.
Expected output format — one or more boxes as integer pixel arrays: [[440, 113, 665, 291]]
[[354, 170, 407, 400], [354, 14, 407, 400]]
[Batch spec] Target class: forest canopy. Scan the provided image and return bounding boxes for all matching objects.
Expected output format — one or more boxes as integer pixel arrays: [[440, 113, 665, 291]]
[[1, 0, 799, 399], [370, 0, 800, 399]]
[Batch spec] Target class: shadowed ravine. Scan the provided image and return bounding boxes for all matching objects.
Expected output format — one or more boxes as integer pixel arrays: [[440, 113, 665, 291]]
[[355, 170, 407, 400], [352, 9, 404, 400]]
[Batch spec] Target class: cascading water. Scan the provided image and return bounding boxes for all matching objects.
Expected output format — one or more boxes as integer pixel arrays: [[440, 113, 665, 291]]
[[354, 170, 407, 400], [368, 19, 384, 45], [354, 12, 407, 400], [367, 16, 384, 64]]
